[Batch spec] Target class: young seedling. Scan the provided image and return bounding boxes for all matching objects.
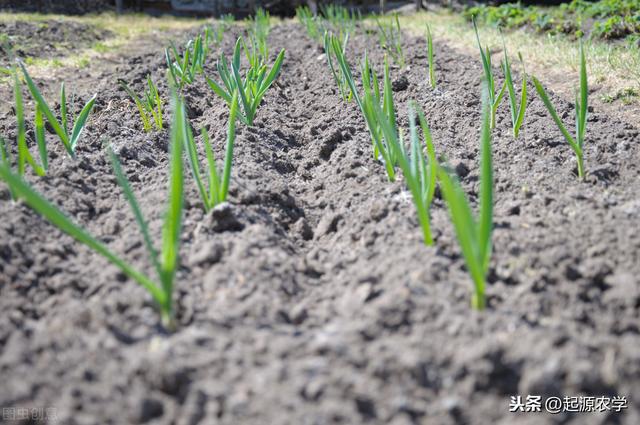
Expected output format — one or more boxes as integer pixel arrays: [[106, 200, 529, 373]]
[[206, 15, 235, 49], [320, 3, 358, 39], [118, 75, 164, 132], [205, 37, 285, 126], [251, 8, 271, 35], [241, 35, 267, 72], [377, 13, 405, 68], [330, 42, 398, 181], [296, 6, 321, 42], [166, 32, 208, 89], [502, 44, 527, 139], [324, 31, 353, 102], [473, 19, 506, 129], [361, 55, 400, 181], [206, 24, 222, 49], [0, 137, 16, 200], [19, 62, 97, 158], [374, 101, 438, 245], [426, 24, 436, 89], [360, 51, 382, 108], [359, 52, 382, 157], [0, 137, 9, 168], [1, 51, 44, 184], [184, 92, 239, 212], [221, 14, 235, 24], [0, 93, 186, 329], [438, 83, 493, 310], [248, 8, 271, 64], [12, 66, 47, 177], [532, 42, 588, 180]]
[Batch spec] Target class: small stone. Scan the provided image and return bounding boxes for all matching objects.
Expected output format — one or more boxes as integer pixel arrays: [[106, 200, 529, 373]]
[[355, 396, 377, 419], [603, 272, 638, 305], [289, 304, 308, 324], [279, 305, 308, 325], [508, 203, 521, 216], [319, 130, 342, 160], [454, 161, 470, 178], [137, 397, 164, 422], [208, 203, 244, 232], [392, 75, 409, 91], [369, 200, 388, 222], [301, 379, 324, 401], [292, 218, 313, 240], [441, 396, 461, 413], [619, 199, 640, 217], [189, 242, 223, 267], [315, 212, 342, 237]]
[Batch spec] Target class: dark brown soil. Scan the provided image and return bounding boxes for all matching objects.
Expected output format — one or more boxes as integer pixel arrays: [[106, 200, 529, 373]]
[[0, 1, 113, 15], [1, 19, 639, 425], [0, 19, 111, 67]]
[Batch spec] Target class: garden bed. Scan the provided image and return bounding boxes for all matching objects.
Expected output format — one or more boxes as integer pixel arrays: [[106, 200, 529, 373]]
[[0, 18, 639, 424], [0, 19, 111, 67]]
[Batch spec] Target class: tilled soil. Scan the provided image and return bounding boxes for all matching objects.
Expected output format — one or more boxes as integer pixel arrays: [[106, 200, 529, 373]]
[[0, 19, 111, 68], [0, 20, 639, 425], [0, 1, 112, 15]]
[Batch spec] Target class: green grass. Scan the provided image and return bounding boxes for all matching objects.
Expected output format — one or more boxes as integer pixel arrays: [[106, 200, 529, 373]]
[[0, 93, 187, 329], [92, 41, 111, 53], [465, 0, 640, 42], [0, 12, 206, 74], [438, 83, 494, 310], [398, 10, 639, 110], [601, 87, 639, 104], [533, 41, 589, 180]]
